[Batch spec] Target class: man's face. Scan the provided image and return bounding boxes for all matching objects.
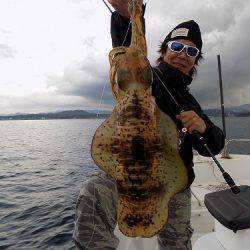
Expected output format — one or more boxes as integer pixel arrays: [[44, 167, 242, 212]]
[[163, 39, 197, 75]]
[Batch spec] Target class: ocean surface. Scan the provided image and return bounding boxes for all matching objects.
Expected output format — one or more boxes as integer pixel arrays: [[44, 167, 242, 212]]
[[0, 117, 249, 249]]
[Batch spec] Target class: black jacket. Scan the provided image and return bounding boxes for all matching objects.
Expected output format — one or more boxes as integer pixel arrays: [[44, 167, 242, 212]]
[[110, 12, 225, 187]]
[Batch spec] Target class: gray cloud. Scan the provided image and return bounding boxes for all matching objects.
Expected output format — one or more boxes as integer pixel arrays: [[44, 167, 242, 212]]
[[0, 44, 16, 58], [0, 91, 108, 115], [46, 55, 115, 109], [190, 2, 250, 108], [83, 37, 95, 48], [0, 27, 12, 34]]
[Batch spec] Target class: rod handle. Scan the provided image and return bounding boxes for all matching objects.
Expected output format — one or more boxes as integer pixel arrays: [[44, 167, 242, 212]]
[[192, 130, 241, 194], [222, 172, 240, 194]]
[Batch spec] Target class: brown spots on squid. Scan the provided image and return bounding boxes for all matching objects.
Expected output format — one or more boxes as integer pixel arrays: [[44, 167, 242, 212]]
[[124, 213, 154, 228], [117, 180, 165, 202]]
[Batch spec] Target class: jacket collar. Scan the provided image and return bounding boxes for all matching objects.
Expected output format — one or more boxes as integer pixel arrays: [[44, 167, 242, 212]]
[[157, 61, 193, 88]]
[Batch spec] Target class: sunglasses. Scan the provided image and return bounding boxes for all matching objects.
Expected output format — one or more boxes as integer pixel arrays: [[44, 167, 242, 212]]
[[167, 41, 200, 57]]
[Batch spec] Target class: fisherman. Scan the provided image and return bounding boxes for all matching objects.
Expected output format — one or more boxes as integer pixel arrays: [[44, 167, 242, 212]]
[[74, 1, 225, 249]]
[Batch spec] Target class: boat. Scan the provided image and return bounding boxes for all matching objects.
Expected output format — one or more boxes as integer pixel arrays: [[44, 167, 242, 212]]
[[115, 139, 250, 249]]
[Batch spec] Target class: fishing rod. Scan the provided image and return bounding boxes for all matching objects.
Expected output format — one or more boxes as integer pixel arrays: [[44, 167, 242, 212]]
[[101, 0, 113, 13], [217, 55, 227, 139], [101, 0, 132, 46], [152, 66, 240, 195], [101, 0, 240, 194], [217, 55, 231, 159]]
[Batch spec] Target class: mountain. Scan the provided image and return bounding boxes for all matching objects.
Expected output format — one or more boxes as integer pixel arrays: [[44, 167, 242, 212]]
[[228, 103, 250, 112], [204, 103, 250, 117], [0, 110, 111, 120]]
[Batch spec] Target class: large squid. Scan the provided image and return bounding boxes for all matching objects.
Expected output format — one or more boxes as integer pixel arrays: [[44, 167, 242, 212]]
[[91, 0, 188, 237]]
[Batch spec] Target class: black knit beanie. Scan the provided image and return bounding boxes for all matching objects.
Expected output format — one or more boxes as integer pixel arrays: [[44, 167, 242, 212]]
[[162, 20, 202, 51]]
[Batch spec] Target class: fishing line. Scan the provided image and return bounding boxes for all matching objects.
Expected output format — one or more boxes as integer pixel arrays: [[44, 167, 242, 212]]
[[96, 0, 112, 118], [97, 0, 131, 117], [96, 81, 107, 118], [122, 22, 132, 46], [151, 65, 188, 134], [151, 66, 182, 110], [96, 0, 113, 118]]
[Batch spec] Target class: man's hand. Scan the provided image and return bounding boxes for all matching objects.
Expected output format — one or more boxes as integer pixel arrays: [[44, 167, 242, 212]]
[[176, 110, 207, 134], [107, 0, 130, 19]]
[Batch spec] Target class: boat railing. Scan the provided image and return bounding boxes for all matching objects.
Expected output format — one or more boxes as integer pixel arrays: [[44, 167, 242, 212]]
[[221, 138, 250, 158]]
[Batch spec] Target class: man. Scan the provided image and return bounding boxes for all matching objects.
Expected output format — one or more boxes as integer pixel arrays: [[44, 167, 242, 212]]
[[74, 1, 225, 249]]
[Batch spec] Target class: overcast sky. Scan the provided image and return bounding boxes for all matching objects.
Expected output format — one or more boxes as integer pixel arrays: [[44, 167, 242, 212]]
[[0, 0, 250, 114]]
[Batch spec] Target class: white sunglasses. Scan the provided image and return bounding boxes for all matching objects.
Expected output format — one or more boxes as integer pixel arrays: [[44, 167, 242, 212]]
[[167, 41, 200, 57]]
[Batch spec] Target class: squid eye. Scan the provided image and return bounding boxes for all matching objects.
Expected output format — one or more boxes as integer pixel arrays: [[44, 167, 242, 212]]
[[112, 51, 126, 60]]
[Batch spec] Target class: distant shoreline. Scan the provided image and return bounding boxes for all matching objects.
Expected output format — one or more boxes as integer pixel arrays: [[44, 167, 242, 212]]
[[0, 116, 250, 122], [0, 117, 109, 121], [0, 108, 250, 121], [0, 110, 111, 121]]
